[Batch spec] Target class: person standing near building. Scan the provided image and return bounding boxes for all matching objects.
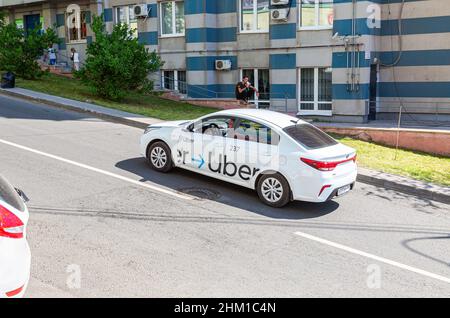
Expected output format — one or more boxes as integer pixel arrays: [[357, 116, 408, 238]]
[[70, 48, 80, 71], [236, 75, 259, 106], [48, 47, 57, 66]]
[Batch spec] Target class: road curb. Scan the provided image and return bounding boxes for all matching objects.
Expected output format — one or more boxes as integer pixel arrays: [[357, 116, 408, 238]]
[[356, 173, 449, 205], [1, 89, 449, 205]]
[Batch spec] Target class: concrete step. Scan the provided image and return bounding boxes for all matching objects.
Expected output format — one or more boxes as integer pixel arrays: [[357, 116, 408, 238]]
[[40, 63, 74, 78]]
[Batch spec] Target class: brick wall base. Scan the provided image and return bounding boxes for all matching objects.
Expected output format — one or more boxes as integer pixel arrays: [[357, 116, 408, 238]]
[[184, 99, 242, 109], [159, 92, 243, 110], [321, 127, 450, 157]]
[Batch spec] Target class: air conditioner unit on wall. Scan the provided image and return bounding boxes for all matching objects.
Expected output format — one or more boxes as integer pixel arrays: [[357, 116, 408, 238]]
[[271, 0, 290, 6], [215, 60, 232, 71], [271, 8, 289, 22], [133, 4, 148, 18]]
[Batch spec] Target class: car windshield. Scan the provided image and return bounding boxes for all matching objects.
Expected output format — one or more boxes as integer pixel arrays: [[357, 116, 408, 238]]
[[284, 124, 338, 150], [0, 175, 25, 212]]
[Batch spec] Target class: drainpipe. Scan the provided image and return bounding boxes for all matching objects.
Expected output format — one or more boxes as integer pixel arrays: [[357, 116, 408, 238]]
[[345, 38, 350, 91], [351, 0, 356, 92]]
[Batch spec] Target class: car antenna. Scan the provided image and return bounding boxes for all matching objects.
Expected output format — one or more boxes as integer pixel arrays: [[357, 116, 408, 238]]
[[290, 119, 300, 124]]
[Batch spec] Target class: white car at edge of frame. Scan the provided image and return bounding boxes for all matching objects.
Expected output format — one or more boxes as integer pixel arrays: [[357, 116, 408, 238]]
[[140, 109, 357, 208], [0, 175, 31, 298]]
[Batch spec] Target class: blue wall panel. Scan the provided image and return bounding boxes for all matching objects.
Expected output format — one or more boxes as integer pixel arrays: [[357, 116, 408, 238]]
[[56, 14, 65, 27], [334, 16, 450, 36], [270, 53, 296, 70], [185, 0, 237, 15], [138, 32, 158, 45], [186, 27, 237, 43], [58, 38, 66, 50], [332, 52, 371, 68], [270, 23, 297, 40], [103, 8, 113, 22], [332, 84, 370, 100], [377, 50, 450, 67], [147, 4, 158, 18], [271, 84, 297, 99], [379, 82, 450, 98], [187, 84, 236, 98]]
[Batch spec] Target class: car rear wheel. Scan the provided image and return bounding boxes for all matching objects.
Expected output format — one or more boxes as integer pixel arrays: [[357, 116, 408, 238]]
[[147, 141, 173, 173], [256, 173, 291, 208]]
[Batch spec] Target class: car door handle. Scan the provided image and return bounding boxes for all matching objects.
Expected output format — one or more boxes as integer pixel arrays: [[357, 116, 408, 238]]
[[180, 136, 194, 143]]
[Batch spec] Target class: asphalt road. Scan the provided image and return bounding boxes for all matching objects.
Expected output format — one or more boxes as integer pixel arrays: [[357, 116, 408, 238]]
[[1, 94, 449, 298]]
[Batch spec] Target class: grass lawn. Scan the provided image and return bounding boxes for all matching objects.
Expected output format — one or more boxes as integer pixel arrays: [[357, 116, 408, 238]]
[[332, 134, 450, 187], [15, 73, 217, 121]]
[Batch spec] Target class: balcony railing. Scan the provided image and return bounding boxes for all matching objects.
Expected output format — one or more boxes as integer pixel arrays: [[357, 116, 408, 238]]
[[158, 75, 294, 112]]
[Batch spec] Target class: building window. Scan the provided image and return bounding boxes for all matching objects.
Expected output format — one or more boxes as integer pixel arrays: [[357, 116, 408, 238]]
[[15, 18, 24, 29], [177, 70, 187, 94], [241, 69, 270, 108], [240, 0, 270, 33], [299, 68, 332, 115], [160, 1, 185, 36], [114, 5, 138, 38], [299, 0, 333, 30], [66, 11, 88, 42], [162, 70, 187, 94]]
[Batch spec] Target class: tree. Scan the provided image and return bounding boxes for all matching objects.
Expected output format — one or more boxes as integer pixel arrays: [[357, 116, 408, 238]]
[[77, 15, 163, 101], [0, 13, 59, 79]]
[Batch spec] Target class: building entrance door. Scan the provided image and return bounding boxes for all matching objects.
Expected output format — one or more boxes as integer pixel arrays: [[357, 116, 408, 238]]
[[24, 14, 41, 35], [241, 69, 270, 109]]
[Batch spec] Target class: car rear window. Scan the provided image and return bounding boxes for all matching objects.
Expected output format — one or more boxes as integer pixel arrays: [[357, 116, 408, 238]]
[[284, 124, 338, 150], [0, 175, 25, 212]]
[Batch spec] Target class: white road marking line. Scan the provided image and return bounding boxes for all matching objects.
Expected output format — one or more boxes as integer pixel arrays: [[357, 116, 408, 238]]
[[0, 138, 194, 201], [294, 231, 450, 285]]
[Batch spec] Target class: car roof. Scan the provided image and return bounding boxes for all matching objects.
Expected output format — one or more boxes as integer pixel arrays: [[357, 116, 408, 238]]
[[213, 109, 306, 129]]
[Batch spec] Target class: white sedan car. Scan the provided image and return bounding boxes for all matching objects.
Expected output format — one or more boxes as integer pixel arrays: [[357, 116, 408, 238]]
[[0, 175, 31, 298], [140, 109, 357, 208]]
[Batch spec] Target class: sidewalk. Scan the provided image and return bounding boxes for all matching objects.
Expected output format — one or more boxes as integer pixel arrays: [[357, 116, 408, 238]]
[[1, 86, 449, 204]]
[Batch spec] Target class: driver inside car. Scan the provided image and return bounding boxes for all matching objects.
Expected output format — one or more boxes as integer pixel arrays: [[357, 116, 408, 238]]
[[201, 118, 234, 137]]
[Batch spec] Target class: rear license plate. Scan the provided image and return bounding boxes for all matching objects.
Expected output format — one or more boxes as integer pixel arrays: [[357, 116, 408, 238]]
[[337, 185, 351, 196]]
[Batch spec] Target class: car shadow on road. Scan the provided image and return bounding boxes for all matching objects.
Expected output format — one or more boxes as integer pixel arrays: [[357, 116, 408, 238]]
[[402, 235, 450, 268], [115, 157, 339, 220]]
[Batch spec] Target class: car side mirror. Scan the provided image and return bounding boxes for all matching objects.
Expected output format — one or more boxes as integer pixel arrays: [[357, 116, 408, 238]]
[[15, 188, 30, 203], [183, 123, 194, 132]]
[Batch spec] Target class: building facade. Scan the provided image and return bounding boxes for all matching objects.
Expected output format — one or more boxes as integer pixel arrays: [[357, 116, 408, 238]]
[[1, 0, 449, 123]]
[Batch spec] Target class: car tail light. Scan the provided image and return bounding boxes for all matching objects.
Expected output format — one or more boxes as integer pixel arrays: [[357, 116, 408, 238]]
[[5, 285, 24, 297], [301, 154, 357, 172], [0, 204, 24, 239]]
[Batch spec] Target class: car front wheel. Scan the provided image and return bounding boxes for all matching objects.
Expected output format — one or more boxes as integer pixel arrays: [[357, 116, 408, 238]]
[[147, 141, 173, 173], [256, 173, 291, 208]]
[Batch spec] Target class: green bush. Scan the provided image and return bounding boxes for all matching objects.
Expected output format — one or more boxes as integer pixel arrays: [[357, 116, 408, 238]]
[[77, 15, 163, 101], [0, 13, 59, 79]]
